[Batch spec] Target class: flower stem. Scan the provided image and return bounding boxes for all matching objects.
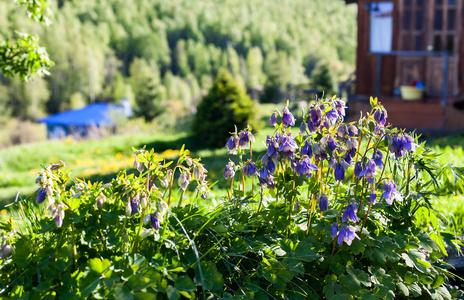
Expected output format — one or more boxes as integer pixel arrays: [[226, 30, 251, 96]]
[[257, 187, 263, 213], [327, 238, 337, 274], [177, 189, 185, 207], [360, 201, 372, 234], [288, 173, 297, 221], [242, 173, 245, 197]]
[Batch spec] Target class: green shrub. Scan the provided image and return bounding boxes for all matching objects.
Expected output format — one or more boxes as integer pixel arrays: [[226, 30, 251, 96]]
[[191, 70, 255, 148]]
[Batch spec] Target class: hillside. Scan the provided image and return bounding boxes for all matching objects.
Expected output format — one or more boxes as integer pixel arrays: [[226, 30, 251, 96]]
[[0, 0, 357, 122]]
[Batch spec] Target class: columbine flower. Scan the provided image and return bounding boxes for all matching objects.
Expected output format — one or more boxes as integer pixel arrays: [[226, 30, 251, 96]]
[[334, 161, 349, 181], [194, 164, 207, 181], [301, 139, 312, 157], [345, 138, 358, 158], [318, 193, 328, 212], [354, 161, 363, 178], [374, 108, 387, 126], [372, 150, 384, 169], [178, 172, 191, 190], [313, 143, 327, 161], [125, 200, 132, 216], [326, 106, 338, 124], [388, 135, 406, 158], [131, 195, 140, 215], [270, 111, 278, 126], [278, 134, 298, 158], [151, 213, 160, 230], [381, 180, 403, 205], [242, 160, 258, 177], [225, 135, 239, 154], [335, 99, 346, 118], [300, 121, 307, 135], [347, 124, 358, 137], [239, 129, 255, 147], [224, 162, 235, 179], [359, 159, 377, 184], [402, 134, 417, 152], [308, 106, 322, 132], [36, 188, 47, 204], [337, 225, 359, 246], [295, 155, 319, 179], [342, 203, 359, 223], [96, 194, 107, 209], [294, 200, 300, 212], [0, 244, 13, 260], [282, 106, 295, 127], [331, 222, 338, 238]]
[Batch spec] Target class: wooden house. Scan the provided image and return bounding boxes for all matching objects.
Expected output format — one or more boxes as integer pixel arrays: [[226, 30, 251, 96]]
[[343, 0, 464, 131]]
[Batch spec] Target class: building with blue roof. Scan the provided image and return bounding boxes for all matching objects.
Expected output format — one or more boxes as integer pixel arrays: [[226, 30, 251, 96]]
[[37, 103, 126, 139]]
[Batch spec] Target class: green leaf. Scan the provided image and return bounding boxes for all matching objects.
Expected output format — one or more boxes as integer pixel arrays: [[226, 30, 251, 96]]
[[402, 250, 431, 273], [283, 257, 304, 276], [12, 239, 32, 268], [194, 261, 223, 291], [351, 239, 365, 255], [432, 274, 446, 289], [406, 283, 422, 297], [346, 265, 371, 287], [175, 276, 196, 292], [133, 292, 156, 300], [213, 224, 228, 233], [80, 271, 101, 298], [294, 241, 318, 262], [32, 281, 51, 292], [430, 286, 452, 300], [397, 282, 409, 297], [113, 283, 132, 300], [88, 258, 111, 274]]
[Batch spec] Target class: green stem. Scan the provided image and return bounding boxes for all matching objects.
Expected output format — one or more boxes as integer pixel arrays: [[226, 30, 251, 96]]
[[257, 187, 263, 213], [288, 173, 297, 221], [360, 201, 372, 234], [242, 173, 245, 197], [177, 189, 186, 207]]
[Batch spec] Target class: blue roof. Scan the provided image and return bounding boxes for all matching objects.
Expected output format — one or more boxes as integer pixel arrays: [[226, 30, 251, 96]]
[[37, 103, 124, 126]]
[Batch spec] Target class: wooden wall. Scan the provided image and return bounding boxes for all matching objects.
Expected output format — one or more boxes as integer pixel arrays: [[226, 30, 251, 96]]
[[354, 0, 398, 98]]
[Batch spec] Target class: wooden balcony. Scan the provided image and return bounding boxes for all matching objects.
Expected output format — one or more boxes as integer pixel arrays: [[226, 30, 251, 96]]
[[347, 96, 464, 130]]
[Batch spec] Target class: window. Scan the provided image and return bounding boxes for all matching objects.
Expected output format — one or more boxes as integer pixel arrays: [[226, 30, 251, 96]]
[[369, 2, 394, 52]]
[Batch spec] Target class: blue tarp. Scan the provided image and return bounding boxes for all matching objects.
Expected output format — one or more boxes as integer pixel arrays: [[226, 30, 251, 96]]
[[37, 103, 124, 126]]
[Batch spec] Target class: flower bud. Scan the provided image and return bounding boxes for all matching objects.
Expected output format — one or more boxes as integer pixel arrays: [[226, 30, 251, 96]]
[[155, 211, 163, 223], [141, 229, 152, 239], [140, 196, 148, 208], [122, 233, 129, 242], [97, 195, 106, 209], [36, 175, 43, 184], [143, 214, 151, 225], [151, 214, 160, 230], [125, 201, 132, 216], [36, 188, 46, 204], [1, 244, 12, 260], [102, 183, 112, 189], [51, 164, 62, 171], [55, 215, 63, 228], [294, 200, 300, 212], [158, 200, 168, 215], [269, 111, 278, 126], [131, 196, 139, 215]]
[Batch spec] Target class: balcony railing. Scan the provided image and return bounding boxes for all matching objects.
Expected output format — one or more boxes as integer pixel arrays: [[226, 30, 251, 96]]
[[371, 51, 450, 105]]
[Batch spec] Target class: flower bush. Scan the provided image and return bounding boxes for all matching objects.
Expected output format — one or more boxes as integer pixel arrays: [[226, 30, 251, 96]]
[[0, 97, 463, 299]]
